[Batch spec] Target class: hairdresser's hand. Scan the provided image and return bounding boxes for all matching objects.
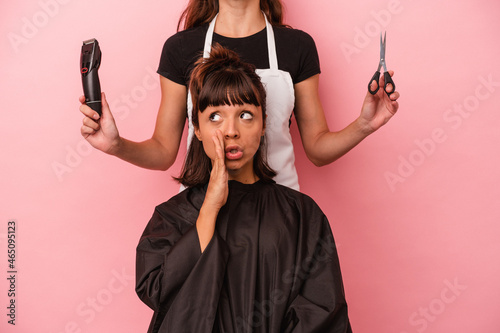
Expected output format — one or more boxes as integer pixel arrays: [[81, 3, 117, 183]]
[[203, 130, 229, 212], [358, 70, 400, 133], [79, 92, 121, 154]]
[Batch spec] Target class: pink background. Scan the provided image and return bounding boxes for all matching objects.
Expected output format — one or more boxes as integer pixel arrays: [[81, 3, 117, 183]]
[[1, 0, 499, 332]]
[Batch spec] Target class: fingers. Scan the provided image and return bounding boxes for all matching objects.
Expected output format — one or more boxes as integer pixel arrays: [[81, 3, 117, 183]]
[[217, 130, 225, 158], [80, 94, 100, 137], [385, 83, 394, 94], [369, 79, 378, 93], [212, 130, 225, 167], [100, 92, 114, 120], [209, 130, 227, 184], [81, 125, 96, 136], [101, 92, 108, 107], [80, 101, 100, 121], [81, 115, 100, 136], [79, 92, 112, 136], [206, 130, 228, 210], [380, 70, 399, 99], [387, 87, 400, 113], [211, 130, 228, 190], [82, 115, 100, 130], [212, 135, 221, 162], [79, 92, 111, 120], [384, 76, 394, 94], [389, 91, 400, 101]]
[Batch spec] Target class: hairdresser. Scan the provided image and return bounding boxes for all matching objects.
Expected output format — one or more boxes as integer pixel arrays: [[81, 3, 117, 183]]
[[79, 0, 400, 191]]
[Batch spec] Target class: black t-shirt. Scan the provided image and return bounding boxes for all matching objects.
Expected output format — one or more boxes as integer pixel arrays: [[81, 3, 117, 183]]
[[158, 24, 321, 87]]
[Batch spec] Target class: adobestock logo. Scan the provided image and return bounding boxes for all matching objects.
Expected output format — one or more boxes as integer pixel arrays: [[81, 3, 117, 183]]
[[340, 0, 404, 63], [400, 278, 467, 333], [56, 267, 134, 333], [8, 0, 73, 53]]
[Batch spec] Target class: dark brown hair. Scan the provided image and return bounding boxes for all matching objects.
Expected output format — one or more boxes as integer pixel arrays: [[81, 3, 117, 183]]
[[177, 0, 288, 31], [175, 44, 276, 187]]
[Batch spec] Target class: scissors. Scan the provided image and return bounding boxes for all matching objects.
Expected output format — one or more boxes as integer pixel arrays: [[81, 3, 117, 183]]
[[368, 31, 395, 97]]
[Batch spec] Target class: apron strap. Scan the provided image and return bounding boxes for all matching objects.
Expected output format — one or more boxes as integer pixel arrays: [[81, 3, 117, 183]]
[[203, 13, 218, 58], [263, 14, 279, 74]]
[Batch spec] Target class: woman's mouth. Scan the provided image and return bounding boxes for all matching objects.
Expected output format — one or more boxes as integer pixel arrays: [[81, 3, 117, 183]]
[[225, 146, 243, 160]]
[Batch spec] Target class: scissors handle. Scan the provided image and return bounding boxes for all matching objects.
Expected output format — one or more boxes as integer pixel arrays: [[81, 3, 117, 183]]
[[368, 71, 381, 94], [383, 71, 396, 96], [368, 71, 396, 97]]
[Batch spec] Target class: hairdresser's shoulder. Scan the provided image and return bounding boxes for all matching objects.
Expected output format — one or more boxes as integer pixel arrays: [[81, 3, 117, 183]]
[[164, 24, 209, 45], [160, 24, 209, 65], [273, 25, 317, 45]]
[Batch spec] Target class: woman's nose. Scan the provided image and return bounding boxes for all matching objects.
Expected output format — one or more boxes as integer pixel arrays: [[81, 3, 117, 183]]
[[224, 119, 239, 138]]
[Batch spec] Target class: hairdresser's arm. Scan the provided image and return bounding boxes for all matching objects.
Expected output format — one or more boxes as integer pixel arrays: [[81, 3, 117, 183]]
[[80, 76, 187, 170], [294, 73, 400, 167]]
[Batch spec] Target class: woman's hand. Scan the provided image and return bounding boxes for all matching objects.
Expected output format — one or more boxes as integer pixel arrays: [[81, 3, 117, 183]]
[[203, 130, 228, 212], [196, 130, 228, 252], [79, 92, 121, 155], [359, 70, 400, 133]]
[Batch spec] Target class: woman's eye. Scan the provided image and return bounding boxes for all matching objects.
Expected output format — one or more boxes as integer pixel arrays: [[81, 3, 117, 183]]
[[209, 113, 221, 122], [240, 111, 253, 120]]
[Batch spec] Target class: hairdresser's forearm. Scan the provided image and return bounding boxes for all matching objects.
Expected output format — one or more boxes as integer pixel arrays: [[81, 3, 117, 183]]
[[306, 117, 373, 166], [109, 137, 178, 171]]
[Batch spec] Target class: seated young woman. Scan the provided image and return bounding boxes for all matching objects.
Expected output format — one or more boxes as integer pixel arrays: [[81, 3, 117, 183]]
[[135, 44, 352, 333]]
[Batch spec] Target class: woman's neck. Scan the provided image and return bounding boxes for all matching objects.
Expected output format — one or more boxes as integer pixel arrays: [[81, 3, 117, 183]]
[[227, 168, 259, 184], [215, 0, 265, 37]]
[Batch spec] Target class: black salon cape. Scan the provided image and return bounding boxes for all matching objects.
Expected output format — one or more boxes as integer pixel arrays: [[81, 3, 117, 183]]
[[136, 180, 351, 333]]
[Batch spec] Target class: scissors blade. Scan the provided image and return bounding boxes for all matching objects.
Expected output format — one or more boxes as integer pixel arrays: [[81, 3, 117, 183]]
[[380, 31, 387, 72], [380, 32, 386, 60]]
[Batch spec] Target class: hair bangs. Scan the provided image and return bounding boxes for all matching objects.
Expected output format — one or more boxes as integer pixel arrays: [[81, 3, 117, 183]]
[[198, 70, 262, 112]]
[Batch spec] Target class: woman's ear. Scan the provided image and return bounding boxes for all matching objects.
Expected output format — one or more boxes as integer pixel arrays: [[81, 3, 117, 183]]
[[194, 127, 202, 141]]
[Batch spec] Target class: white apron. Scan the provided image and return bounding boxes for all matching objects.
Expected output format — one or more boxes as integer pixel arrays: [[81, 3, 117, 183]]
[[186, 13, 299, 190]]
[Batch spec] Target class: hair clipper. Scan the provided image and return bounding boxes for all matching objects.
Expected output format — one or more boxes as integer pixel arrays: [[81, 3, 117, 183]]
[[80, 38, 102, 115]]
